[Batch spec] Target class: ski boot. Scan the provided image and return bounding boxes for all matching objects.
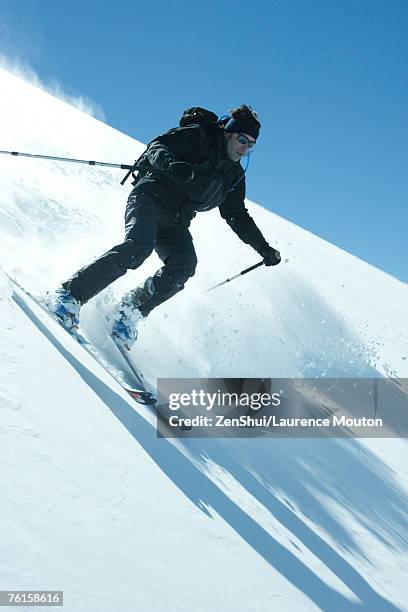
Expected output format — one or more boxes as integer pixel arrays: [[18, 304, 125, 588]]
[[46, 288, 80, 330], [111, 299, 143, 351]]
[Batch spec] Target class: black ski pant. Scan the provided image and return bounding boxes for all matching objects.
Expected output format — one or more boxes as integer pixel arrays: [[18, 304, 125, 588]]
[[62, 193, 197, 317]]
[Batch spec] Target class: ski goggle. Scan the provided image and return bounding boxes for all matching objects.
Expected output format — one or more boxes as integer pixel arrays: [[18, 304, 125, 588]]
[[237, 133, 256, 149]]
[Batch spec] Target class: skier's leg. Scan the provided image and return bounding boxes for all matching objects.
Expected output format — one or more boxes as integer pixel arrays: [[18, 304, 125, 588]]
[[125, 224, 197, 317], [62, 195, 159, 304]]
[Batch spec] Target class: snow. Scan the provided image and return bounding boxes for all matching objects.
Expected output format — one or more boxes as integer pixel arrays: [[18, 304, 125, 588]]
[[1, 66, 408, 611]]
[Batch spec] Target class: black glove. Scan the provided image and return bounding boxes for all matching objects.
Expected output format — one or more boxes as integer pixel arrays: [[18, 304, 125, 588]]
[[168, 161, 194, 183], [260, 245, 281, 266]]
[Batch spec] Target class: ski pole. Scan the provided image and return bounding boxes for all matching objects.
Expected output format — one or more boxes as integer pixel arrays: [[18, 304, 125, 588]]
[[0, 149, 134, 170], [206, 261, 264, 292]]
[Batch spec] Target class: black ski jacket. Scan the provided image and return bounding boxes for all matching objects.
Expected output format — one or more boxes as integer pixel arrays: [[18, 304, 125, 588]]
[[131, 124, 269, 253]]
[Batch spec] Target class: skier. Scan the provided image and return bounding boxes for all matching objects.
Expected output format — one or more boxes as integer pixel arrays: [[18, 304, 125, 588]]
[[47, 105, 281, 349]]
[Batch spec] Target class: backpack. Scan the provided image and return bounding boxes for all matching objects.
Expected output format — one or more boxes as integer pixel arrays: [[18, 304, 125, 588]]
[[179, 107, 219, 128]]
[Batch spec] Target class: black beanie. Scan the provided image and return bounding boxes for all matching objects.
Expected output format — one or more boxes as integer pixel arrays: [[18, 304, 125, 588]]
[[224, 115, 260, 140]]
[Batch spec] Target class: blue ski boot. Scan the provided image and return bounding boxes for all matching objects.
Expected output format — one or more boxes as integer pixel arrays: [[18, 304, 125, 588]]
[[111, 300, 143, 351], [46, 288, 80, 330]]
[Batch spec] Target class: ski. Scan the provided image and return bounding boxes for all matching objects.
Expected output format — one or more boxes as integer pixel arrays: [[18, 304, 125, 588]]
[[6, 273, 192, 431], [110, 332, 148, 392], [5, 273, 156, 406], [108, 333, 191, 430]]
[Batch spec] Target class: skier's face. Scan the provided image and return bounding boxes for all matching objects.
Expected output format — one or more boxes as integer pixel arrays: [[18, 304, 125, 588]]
[[225, 132, 256, 162]]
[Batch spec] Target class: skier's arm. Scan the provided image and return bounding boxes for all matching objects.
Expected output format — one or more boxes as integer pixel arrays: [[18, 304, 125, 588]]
[[144, 125, 207, 171], [219, 181, 271, 254]]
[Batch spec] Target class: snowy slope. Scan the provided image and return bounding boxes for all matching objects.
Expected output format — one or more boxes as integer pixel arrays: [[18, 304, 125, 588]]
[[1, 67, 408, 611], [1, 68, 407, 382]]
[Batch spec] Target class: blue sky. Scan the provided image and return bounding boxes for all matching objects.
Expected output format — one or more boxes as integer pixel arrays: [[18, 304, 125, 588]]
[[1, 0, 407, 280]]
